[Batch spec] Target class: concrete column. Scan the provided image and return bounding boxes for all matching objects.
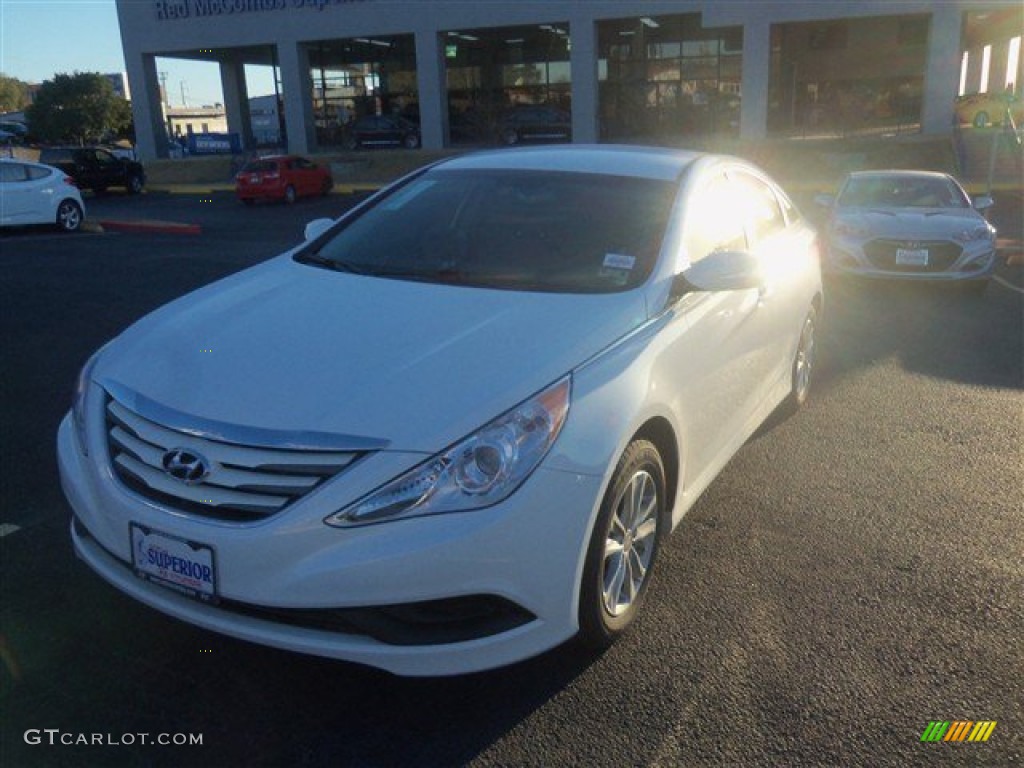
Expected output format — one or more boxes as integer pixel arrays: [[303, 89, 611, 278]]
[[922, 4, 963, 134], [414, 28, 448, 150], [277, 41, 316, 154], [569, 15, 599, 144], [220, 57, 254, 150], [739, 19, 771, 140], [126, 53, 169, 161]]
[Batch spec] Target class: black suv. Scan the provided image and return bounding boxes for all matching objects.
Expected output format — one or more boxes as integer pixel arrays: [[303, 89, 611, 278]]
[[38, 146, 146, 194]]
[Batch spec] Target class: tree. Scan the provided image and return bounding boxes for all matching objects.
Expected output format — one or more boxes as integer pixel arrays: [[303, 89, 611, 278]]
[[0, 73, 31, 113], [26, 72, 132, 144]]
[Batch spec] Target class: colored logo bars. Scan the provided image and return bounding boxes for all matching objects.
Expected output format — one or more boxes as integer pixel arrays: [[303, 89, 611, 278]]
[[921, 721, 997, 742]]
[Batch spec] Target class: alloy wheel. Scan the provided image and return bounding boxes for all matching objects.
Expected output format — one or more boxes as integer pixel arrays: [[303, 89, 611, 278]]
[[601, 469, 659, 617]]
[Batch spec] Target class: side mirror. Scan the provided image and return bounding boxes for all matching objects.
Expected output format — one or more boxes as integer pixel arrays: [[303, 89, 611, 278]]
[[671, 250, 763, 299], [303, 218, 334, 241], [814, 193, 835, 208], [972, 195, 994, 212]]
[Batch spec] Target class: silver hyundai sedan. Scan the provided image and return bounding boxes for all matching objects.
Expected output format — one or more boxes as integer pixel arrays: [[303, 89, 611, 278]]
[[817, 170, 997, 290]]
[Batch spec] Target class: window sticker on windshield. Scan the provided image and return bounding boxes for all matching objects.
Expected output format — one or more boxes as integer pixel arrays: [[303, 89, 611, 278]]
[[383, 179, 438, 211], [603, 253, 636, 271]]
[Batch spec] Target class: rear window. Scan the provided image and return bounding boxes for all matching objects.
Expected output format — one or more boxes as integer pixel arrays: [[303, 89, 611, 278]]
[[299, 169, 678, 294], [39, 148, 73, 164], [241, 160, 278, 173]]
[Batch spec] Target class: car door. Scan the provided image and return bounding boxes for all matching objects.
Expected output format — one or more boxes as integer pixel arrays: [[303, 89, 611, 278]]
[[92, 149, 124, 188], [656, 170, 768, 492], [728, 169, 818, 400], [0, 162, 30, 223], [70, 149, 100, 188], [290, 157, 317, 195]]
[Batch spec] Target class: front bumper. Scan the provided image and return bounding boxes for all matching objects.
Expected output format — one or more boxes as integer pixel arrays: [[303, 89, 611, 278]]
[[58, 414, 602, 676], [825, 242, 996, 282]]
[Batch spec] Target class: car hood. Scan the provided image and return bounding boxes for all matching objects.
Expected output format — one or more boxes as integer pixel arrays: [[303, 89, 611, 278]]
[[834, 207, 985, 240], [95, 257, 648, 452]]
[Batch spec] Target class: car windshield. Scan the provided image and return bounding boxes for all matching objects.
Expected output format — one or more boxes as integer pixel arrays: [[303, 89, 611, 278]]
[[837, 176, 970, 209], [298, 168, 678, 293]]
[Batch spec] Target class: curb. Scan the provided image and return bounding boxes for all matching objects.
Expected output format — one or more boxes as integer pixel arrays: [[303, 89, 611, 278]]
[[98, 219, 202, 235], [145, 182, 384, 196]]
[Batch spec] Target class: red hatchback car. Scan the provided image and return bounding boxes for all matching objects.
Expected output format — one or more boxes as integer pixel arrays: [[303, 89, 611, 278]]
[[235, 155, 333, 205]]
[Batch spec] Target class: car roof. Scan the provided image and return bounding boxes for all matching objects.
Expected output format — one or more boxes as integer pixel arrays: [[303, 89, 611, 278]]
[[0, 157, 57, 170], [845, 170, 954, 182], [438, 145, 702, 182]]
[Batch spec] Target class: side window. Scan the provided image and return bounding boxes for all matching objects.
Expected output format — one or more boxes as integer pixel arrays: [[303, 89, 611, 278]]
[[731, 172, 786, 245], [96, 150, 116, 165], [684, 173, 747, 263], [0, 163, 28, 183], [26, 166, 52, 181]]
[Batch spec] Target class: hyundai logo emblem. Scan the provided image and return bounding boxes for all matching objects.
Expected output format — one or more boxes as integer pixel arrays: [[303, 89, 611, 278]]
[[161, 448, 210, 484]]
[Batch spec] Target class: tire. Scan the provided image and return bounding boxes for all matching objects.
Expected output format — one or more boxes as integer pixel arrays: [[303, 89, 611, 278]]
[[973, 111, 989, 129], [501, 128, 520, 146], [344, 135, 359, 151], [579, 440, 667, 649], [402, 133, 420, 149], [321, 178, 333, 196], [55, 199, 83, 232], [127, 174, 144, 194], [782, 306, 817, 414], [283, 185, 296, 205], [241, 198, 255, 207]]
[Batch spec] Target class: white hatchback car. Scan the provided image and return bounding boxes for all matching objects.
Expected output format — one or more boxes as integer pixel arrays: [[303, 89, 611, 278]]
[[0, 158, 85, 232], [59, 146, 822, 675]]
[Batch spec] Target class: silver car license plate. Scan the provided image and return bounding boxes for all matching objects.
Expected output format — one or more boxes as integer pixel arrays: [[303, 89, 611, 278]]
[[895, 248, 929, 266]]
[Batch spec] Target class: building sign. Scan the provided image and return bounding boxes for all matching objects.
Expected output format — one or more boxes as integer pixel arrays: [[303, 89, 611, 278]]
[[155, 0, 367, 21], [187, 132, 241, 154]]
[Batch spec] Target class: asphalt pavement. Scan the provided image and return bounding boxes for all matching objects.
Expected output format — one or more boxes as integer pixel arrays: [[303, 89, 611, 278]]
[[0, 189, 1021, 767]]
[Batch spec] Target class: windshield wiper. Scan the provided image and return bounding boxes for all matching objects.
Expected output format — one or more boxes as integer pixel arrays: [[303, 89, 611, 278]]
[[296, 253, 370, 274]]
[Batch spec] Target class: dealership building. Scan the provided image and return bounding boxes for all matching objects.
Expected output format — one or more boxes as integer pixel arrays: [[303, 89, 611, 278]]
[[114, 0, 1022, 160]]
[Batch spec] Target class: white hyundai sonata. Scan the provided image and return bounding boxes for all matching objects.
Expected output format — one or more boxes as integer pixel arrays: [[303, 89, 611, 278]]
[[59, 146, 822, 675]]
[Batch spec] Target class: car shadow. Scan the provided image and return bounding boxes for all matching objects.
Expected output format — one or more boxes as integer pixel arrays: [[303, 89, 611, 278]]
[[814, 275, 1022, 392]]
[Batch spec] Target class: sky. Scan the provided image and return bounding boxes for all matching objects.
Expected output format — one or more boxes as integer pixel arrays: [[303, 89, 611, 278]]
[[0, 0, 271, 107]]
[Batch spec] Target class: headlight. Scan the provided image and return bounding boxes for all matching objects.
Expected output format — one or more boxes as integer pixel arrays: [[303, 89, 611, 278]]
[[832, 220, 870, 240], [72, 348, 104, 454], [326, 376, 571, 527], [953, 224, 996, 244]]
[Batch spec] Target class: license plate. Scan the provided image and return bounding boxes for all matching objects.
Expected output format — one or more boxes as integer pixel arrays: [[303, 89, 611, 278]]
[[896, 248, 929, 266], [130, 524, 217, 601]]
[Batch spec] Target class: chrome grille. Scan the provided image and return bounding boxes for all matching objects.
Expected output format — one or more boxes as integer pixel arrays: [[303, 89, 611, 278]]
[[863, 239, 962, 273], [105, 398, 364, 522]]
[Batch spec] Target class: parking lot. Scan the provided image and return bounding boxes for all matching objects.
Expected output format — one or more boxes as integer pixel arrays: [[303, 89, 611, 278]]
[[1, 187, 1021, 767]]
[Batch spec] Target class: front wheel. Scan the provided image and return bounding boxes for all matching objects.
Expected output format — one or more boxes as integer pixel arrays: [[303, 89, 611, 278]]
[[578, 440, 667, 649], [402, 133, 420, 149], [127, 174, 144, 194], [55, 199, 83, 232], [973, 111, 990, 129], [283, 185, 296, 205]]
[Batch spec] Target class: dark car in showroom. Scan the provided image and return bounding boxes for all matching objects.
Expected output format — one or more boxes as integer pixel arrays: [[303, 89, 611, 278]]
[[344, 115, 420, 149], [497, 105, 572, 145], [38, 146, 146, 194]]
